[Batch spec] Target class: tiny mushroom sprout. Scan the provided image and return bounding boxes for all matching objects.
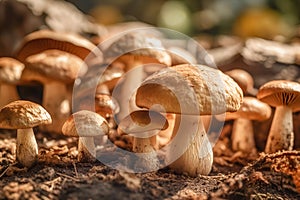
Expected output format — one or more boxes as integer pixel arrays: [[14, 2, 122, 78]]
[[104, 32, 171, 120], [62, 110, 109, 162], [225, 69, 258, 96], [22, 49, 87, 133], [0, 57, 25, 108], [257, 80, 300, 153], [0, 100, 52, 168], [135, 64, 243, 176], [219, 97, 272, 153], [117, 110, 169, 171]]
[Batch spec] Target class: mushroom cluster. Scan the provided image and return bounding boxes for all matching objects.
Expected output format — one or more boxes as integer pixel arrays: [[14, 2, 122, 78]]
[[0, 18, 299, 180]]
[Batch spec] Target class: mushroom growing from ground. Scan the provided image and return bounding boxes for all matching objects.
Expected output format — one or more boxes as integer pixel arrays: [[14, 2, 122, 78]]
[[0, 57, 24, 108], [104, 32, 171, 121], [257, 80, 300, 153], [135, 64, 243, 176], [61, 110, 109, 162], [117, 110, 168, 171], [217, 97, 272, 153], [22, 49, 87, 133], [0, 100, 52, 168]]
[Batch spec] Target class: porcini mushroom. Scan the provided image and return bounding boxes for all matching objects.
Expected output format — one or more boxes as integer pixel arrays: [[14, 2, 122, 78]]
[[257, 80, 300, 153], [61, 110, 109, 162], [104, 32, 171, 120], [15, 29, 101, 62], [117, 110, 168, 170], [225, 69, 257, 96], [0, 100, 52, 168], [219, 97, 272, 153], [0, 57, 24, 108], [22, 49, 87, 133], [135, 64, 243, 176]]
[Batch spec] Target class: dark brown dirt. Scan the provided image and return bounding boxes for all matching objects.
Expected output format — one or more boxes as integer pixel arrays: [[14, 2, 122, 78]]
[[1, 128, 299, 200]]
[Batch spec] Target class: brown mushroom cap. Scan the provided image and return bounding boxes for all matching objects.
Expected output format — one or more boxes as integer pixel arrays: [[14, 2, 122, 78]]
[[257, 80, 300, 111], [225, 69, 255, 94], [0, 100, 52, 129], [224, 97, 272, 121], [118, 110, 169, 134], [62, 110, 109, 137], [95, 94, 120, 117], [0, 57, 25, 83], [136, 64, 243, 115], [16, 29, 101, 61], [23, 49, 86, 83], [104, 32, 171, 67]]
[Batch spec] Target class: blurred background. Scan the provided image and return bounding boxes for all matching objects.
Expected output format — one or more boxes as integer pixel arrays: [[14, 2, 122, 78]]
[[67, 0, 300, 39]]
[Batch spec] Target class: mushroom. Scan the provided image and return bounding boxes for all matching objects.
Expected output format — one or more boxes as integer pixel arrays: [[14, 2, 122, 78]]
[[117, 110, 168, 170], [104, 32, 171, 121], [61, 110, 109, 162], [225, 69, 258, 96], [218, 97, 272, 153], [0, 100, 52, 167], [15, 29, 101, 62], [22, 49, 87, 133], [135, 64, 243, 176], [257, 80, 300, 153], [0, 57, 24, 108]]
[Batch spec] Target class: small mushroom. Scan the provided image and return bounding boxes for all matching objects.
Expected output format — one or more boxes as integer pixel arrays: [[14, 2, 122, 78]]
[[117, 110, 168, 170], [61, 110, 109, 162], [135, 64, 243, 176], [257, 80, 300, 153], [219, 97, 272, 153], [0, 100, 52, 168], [0, 57, 24, 108], [22, 49, 87, 133], [225, 69, 258, 96], [104, 32, 171, 120]]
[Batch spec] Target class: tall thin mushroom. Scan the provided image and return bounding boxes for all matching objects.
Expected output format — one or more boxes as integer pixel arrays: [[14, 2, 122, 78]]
[[104, 32, 171, 121], [257, 80, 300, 153]]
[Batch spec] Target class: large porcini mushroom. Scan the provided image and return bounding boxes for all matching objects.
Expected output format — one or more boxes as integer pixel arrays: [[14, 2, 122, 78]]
[[135, 64, 243, 176], [104, 32, 171, 120], [220, 97, 272, 153], [0, 57, 24, 108], [117, 110, 168, 171], [0, 100, 52, 168], [61, 110, 109, 162], [257, 80, 300, 153], [22, 49, 87, 133]]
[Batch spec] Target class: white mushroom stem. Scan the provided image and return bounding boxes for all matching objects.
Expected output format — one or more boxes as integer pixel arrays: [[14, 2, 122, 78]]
[[167, 115, 213, 176], [41, 82, 71, 133], [118, 58, 144, 121], [16, 128, 38, 168], [265, 106, 294, 153], [133, 135, 157, 153], [78, 137, 96, 162], [231, 118, 256, 153], [0, 84, 19, 108], [132, 133, 159, 171]]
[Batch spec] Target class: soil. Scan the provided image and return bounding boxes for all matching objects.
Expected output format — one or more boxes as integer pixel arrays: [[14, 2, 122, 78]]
[[1, 126, 299, 200]]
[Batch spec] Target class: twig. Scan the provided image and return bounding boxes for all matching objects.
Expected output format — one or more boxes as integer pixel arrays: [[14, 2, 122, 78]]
[[72, 162, 78, 178], [0, 165, 10, 178], [56, 172, 79, 181]]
